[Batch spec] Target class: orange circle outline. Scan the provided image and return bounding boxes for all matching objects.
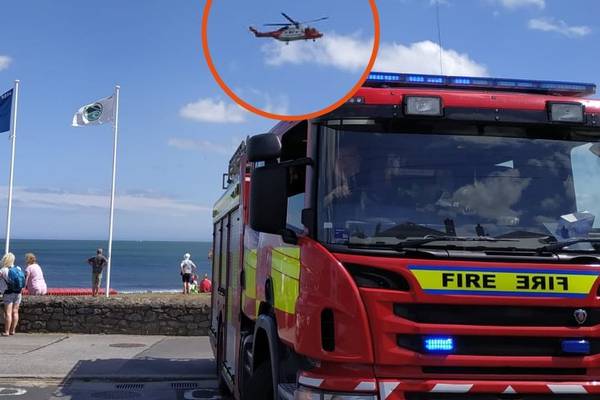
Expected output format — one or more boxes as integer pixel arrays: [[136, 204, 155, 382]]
[[201, 0, 381, 121]]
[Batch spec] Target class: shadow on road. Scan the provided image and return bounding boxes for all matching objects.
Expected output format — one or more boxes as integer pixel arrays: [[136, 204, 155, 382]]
[[57, 357, 218, 398], [62, 356, 215, 380]]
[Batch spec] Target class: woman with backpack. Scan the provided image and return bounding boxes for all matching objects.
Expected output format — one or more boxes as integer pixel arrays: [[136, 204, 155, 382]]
[[0, 253, 25, 336]]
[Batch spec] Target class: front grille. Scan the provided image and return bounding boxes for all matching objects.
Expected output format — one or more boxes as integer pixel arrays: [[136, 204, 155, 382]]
[[394, 303, 598, 327], [406, 394, 600, 400], [398, 335, 600, 356], [421, 366, 587, 376]]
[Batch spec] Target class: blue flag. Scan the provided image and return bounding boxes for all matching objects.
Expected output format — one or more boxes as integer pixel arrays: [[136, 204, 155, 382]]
[[0, 89, 13, 133]]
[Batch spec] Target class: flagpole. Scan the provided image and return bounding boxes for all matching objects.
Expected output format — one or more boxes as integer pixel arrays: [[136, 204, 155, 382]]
[[5, 80, 19, 254], [106, 85, 119, 298]]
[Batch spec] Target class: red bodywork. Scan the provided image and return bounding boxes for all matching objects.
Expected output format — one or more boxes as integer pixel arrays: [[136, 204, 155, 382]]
[[236, 86, 600, 399]]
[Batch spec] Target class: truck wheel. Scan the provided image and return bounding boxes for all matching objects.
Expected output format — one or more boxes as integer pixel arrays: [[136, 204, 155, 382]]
[[242, 359, 274, 400]]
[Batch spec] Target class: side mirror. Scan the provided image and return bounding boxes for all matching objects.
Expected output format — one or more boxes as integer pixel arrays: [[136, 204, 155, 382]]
[[247, 133, 281, 162], [249, 164, 287, 234]]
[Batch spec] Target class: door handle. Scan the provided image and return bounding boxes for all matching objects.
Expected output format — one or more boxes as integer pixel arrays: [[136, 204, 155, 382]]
[[218, 287, 227, 296]]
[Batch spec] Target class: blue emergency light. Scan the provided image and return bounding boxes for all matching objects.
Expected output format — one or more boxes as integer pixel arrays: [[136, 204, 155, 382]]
[[366, 72, 596, 97], [424, 336, 455, 352], [561, 339, 590, 355]]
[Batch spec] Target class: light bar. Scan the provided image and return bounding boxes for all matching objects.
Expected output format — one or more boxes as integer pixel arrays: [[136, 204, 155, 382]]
[[424, 336, 455, 352], [366, 72, 596, 97]]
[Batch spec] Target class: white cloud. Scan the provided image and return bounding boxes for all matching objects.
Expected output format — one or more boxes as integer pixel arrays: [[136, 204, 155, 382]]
[[528, 17, 591, 38], [262, 33, 372, 73], [167, 137, 239, 155], [179, 97, 247, 123], [0, 56, 12, 71], [3, 186, 211, 217], [262, 34, 488, 77], [375, 40, 488, 76], [496, 0, 545, 9]]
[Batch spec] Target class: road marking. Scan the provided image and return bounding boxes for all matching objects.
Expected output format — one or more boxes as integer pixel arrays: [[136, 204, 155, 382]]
[[183, 389, 222, 399], [0, 388, 27, 396]]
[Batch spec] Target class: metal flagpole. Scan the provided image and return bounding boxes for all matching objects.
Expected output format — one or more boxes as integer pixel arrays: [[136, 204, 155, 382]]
[[106, 85, 120, 298], [5, 80, 19, 254]]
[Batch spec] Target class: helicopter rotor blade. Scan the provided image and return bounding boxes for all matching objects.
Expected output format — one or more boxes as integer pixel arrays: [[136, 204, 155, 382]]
[[264, 23, 292, 26], [299, 17, 329, 24], [281, 12, 300, 26]]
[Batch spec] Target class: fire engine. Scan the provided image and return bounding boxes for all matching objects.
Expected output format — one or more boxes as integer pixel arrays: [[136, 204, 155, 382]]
[[210, 71, 600, 400]]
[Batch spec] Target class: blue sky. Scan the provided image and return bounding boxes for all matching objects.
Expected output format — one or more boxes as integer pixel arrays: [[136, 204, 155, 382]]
[[208, 0, 375, 115], [0, 0, 598, 241]]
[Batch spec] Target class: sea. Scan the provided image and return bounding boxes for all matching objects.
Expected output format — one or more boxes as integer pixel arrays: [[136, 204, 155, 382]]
[[6, 239, 212, 293]]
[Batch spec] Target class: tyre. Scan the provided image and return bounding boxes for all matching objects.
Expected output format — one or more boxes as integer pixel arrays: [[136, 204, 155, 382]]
[[242, 359, 274, 400]]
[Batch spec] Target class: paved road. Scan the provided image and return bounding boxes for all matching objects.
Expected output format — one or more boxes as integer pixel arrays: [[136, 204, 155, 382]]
[[0, 381, 225, 400], [0, 334, 229, 400]]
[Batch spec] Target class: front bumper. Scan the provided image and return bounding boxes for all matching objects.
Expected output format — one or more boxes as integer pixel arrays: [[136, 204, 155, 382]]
[[294, 371, 600, 400]]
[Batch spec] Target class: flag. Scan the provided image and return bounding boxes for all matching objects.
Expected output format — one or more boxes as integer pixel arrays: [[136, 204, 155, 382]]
[[0, 89, 13, 133], [72, 95, 115, 127]]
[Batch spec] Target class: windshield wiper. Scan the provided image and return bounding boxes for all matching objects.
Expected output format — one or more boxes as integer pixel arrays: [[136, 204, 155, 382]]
[[537, 238, 600, 253], [394, 235, 516, 250]]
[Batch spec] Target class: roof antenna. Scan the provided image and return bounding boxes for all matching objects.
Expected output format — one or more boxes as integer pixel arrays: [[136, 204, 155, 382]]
[[435, 0, 444, 75]]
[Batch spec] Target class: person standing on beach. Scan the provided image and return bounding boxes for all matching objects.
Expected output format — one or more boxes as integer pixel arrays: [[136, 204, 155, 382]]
[[24, 253, 47, 295], [87, 248, 108, 297], [180, 253, 197, 294], [0, 253, 25, 336]]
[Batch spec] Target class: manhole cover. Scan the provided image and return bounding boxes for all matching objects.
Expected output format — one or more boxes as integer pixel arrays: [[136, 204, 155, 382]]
[[109, 343, 147, 348], [184, 389, 221, 398], [91, 391, 142, 399]]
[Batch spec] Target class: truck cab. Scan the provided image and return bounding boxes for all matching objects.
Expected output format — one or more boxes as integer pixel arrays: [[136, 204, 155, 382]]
[[210, 72, 600, 400]]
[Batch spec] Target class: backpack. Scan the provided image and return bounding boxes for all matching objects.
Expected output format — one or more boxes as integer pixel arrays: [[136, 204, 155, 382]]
[[6, 266, 25, 293]]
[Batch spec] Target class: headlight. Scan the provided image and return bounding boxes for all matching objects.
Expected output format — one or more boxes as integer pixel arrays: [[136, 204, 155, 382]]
[[548, 102, 584, 123], [404, 96, 442, 116], [295, 385, 377, 400]]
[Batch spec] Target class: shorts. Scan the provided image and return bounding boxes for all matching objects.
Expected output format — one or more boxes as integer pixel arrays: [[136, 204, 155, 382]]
[[182, 273, 192, 283], [92, 272, 102, 288], [3, 292, 22, 305]]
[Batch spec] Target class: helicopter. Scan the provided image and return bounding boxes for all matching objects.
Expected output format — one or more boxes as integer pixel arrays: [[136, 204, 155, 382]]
[[249, 12, 328, 44]]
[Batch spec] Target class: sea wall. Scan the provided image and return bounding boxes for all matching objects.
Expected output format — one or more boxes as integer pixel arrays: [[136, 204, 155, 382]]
[[0, 294, 211, 336]]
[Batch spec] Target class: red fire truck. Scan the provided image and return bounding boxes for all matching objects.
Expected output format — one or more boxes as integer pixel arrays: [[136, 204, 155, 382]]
[[210, 72, 600, 400]]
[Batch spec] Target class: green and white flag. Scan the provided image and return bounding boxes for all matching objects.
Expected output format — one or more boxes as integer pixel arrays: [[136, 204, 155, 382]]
[[72, 95, 115, 127]]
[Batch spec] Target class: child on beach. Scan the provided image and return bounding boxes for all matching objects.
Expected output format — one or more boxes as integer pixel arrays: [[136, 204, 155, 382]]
[[180, 253, 197, 295], [0, 253, 25, 336], [24, 253, 47, 295], [199, 273, 212, 293]]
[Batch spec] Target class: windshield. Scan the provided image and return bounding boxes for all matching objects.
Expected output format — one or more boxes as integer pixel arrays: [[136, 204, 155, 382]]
[[317, 125, 600, 248]]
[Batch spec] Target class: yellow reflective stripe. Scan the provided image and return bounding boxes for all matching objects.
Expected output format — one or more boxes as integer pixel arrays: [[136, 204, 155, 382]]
[[242, 249, 258, 300], [410, 267, 598, 297], [272, 247, 300, 280], [244, 263, 257, 299], [245, 249, 257, 269], [271, 268, 299, 314], [275, 246, 300, 259]]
